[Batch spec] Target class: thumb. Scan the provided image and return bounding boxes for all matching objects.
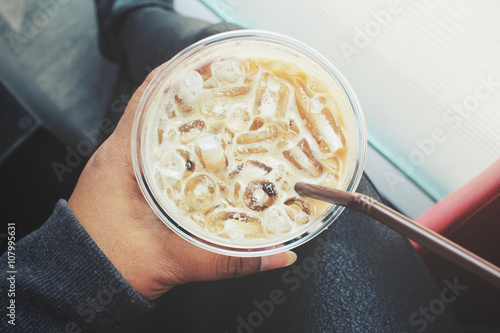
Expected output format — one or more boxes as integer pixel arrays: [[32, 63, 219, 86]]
[[211, 251, 297, 280]]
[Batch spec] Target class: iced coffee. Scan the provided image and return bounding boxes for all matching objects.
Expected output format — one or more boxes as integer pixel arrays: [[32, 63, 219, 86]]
[[144, 56, 349, 242]]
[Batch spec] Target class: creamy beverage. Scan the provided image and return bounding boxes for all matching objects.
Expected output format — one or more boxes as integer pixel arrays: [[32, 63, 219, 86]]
[[142, 56, 350, 242]]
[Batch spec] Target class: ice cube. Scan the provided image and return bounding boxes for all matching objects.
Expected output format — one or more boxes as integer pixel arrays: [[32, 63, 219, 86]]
[[246, 160, 272, 174], [243, 181, 278, 212], [259, 93, 278, 116], [164, 97, 176, 119], [196, 87, 249, 121], [284, 197, 311, 215], [253, 73, 270, 114], [203, 77, 218, 89], [206, 211, 263, 238], [230, 160, 272, 181], [223, 128, 235, 145], [294, 212, 310, 225], [264, 207, 292, 235], [253, 73, 289, 117], [181, 71, 203, 96], [236, 146, 269, 155], [211, 58, 245, 83], [195, 134, 228, 172], [321, 173, 339, 189], [155, 171, 165, 190], [288, 75, 346, 153], [283, 138, 323, 177], [174, 198, 194, 213], [174, 94, 192, 114], [313, 110, 345, 153], [236, 125, 279, 145], [196, 61, 213, 80], [198, 99, 225, 120], [249, 117, 265, 131], [190, 214, 206, 228], [275, 164, 285, 182], [309, 95, 327, 114], [226, 104, 250, 132], [321, 156, 342, 174], [228, 163, 244, 179], [158, 153, 186, 181], [289, 119, 300, 134], [184, 174, 218, 210], [206, 214, 224, 235], [242, 59, 259, 82], [215, 86, 250, 97], [234, 182, 241, 200], [276, 83, 290, 118], [179, 119, 206, 144], [176, 149, 196, 177], [166, 129, 176, 142], [307, 77, 326, 94]]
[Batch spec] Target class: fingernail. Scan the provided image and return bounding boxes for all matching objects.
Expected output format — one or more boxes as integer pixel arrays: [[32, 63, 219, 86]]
[[260, 251, 297, 271]]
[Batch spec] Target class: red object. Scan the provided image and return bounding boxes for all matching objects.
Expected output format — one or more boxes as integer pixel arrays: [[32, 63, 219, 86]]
[[415, 158, 500, 325]]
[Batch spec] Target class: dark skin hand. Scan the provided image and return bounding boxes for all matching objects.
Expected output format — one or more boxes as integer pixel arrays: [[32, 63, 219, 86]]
[[68, 65, 297, 301]]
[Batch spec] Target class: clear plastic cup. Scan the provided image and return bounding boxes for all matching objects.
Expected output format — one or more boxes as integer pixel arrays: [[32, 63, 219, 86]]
[[131, 30, 367, 257]]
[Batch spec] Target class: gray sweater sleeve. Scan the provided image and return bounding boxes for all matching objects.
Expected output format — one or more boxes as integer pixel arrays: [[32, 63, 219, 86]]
[[0, 200, 154, 332]]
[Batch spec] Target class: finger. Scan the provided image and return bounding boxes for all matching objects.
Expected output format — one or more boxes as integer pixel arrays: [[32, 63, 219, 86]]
[[158, 229, 298, 285], [183, 250, 297, 282], [260, 252, 298, 272], [212, 251, 297, 280]]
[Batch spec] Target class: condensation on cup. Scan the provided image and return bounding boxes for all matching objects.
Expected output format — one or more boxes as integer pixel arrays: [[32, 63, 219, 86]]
[[132, 30, 367, 256]]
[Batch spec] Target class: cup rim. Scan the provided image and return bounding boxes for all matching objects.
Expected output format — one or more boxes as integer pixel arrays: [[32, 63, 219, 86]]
[[131, 29, 367, 257]]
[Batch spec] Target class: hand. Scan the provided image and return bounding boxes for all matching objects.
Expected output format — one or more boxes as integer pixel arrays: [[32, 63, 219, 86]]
[[68, 66, 297, 301]]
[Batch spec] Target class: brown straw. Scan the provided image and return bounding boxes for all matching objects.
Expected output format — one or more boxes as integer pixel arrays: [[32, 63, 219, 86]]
[[295, 182, 500, 289]]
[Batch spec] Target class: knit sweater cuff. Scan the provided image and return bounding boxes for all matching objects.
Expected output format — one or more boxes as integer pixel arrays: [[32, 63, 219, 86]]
[[1, 199, 154, 332]]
